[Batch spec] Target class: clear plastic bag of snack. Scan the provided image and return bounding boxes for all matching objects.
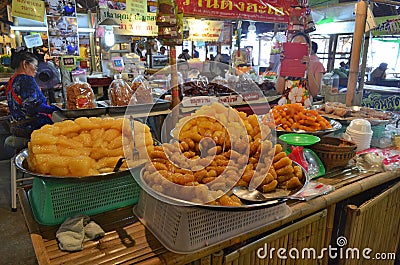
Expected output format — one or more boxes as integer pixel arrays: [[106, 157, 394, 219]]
[[65, 80, 96, 110], [132, 75, 153, 104], [108, 76, 134, 106]]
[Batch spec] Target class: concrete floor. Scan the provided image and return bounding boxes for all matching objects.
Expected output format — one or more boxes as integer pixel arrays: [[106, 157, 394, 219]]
[[0, 159, 38, 265]]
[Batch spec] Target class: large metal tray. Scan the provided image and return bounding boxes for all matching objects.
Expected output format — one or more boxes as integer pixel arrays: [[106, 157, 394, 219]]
[[320, 113, 390, 126], [137, 162, 309, 211], [14, 149, 145, 181], [277, 119, 342, 137], [98, 98, 171, 115], [57, 104, 107, 119]]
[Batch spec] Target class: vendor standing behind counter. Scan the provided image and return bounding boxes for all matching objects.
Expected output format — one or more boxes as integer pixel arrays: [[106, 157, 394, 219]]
[[5, 48, 57, 152], [276, 33, 325, 107]]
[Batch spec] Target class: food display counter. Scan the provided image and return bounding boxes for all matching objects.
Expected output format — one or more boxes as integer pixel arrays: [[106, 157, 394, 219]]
[[18, 169, 399, 265]]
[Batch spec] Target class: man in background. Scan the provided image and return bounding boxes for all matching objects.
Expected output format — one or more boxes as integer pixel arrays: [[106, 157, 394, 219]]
[[178, 49, 191, 61], [159, 46, 167, 55], [193, 46, 199, 58], [369, 63, 388, 85]]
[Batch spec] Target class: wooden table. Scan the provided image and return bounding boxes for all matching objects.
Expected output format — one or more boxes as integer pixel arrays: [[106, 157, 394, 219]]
[[18, 169, 400, 265]]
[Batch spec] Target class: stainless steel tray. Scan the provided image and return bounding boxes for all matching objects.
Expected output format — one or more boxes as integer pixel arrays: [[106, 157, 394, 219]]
[[58, 105, 107, 119], [98, 98, 171, 115], [137, 162, 309, 210], [277, 119, 342, 137], [14, 149, 143, 181]]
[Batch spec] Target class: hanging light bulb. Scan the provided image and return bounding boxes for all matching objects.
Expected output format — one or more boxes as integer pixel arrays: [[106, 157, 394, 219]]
[[104, 26, 115, 47], [247, 21, 257, 41], [99, 18, 119, 47], [248, 21, 256, 33]]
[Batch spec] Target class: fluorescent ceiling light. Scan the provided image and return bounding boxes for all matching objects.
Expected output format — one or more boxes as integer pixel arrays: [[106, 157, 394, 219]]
[[10, 26, 47, 32], [10, 26, 94, 33], [78, 28, 95, 33]]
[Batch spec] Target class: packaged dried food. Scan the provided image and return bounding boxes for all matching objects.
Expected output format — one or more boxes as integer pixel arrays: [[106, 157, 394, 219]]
[[108, 77, 134, 106], [65, 81, 96, 110], [132, 75, 153, 104]]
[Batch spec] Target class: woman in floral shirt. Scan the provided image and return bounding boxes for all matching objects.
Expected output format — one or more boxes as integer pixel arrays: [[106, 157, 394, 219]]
[[6, 48, 57, 144], [276, 32, 325, 108]]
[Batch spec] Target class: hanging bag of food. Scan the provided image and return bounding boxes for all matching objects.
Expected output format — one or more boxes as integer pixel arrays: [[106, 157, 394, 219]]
[[65, 80, 96, 110], [108, 75, 134, 106], [132, 75, 153, 104]]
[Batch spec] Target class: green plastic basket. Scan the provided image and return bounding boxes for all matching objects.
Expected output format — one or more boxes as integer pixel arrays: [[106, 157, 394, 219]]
[[28, 168, 142, 226]]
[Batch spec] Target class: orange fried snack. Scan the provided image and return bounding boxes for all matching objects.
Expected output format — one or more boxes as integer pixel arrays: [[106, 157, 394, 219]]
[[270, 103, 332, 132]]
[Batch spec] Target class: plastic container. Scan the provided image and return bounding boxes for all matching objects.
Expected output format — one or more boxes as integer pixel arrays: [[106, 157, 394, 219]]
[[321, 73, 339, 96], [347, 119, 372, 134], [133, 190, 291, 254], [344, 128, 373, 152], [28, 169, 142, 226]]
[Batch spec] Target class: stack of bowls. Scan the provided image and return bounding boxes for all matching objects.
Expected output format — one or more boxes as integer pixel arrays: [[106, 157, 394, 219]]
[[343, 119, 373, 151]]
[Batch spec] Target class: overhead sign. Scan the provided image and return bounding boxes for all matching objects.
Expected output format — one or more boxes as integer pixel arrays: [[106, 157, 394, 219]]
[[11, 0, 45, 22], [187, 19, 223, 41], [372, 15, 400, 36], [126, 0, 147, 16], [23, 33, 43, 48], [100, 9, 157, 36], [177, 0, 297, 23]]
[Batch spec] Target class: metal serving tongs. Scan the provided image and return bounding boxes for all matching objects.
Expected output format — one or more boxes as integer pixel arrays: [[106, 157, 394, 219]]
[[129, 115, 139, 160]]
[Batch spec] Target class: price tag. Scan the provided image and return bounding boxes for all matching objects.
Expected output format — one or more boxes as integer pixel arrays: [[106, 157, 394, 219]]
[[112, 57, 124, 72], [23, 34, 43, 48], [61, 56, 76, 70]]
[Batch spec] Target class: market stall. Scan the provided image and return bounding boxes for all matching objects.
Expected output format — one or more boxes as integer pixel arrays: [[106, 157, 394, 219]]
[[5, 0, 400, 264], [18, 169, 400, 264]]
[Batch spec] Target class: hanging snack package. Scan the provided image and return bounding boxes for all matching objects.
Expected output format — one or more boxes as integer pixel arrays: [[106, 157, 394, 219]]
[[65, 80, 96, 110], [132, 75, 153, 104], [108, 76, 135, 106]]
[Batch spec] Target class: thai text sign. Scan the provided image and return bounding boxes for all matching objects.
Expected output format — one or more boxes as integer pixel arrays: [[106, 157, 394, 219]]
[[12, 0, 45, 22], [187, 19, 223, 41], [126, 0, 147, 16], [24, 33, 43, 48], [100, 9, 157, 36], [372, 15, 400, 36], [177, 0, 297, 23]]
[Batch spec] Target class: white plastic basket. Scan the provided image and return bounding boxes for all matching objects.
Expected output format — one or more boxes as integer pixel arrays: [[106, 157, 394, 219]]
[[133, 190, 291, 254]]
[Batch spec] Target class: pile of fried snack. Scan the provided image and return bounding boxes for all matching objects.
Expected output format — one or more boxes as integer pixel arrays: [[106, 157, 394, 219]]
[[270, 103, 332, 132], [27, 117, 153, 176], [143, 102, 304, 206]]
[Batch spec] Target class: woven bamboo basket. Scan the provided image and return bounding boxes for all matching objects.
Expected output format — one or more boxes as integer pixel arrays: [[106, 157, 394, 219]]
[[310, 137, 357, 171], [310, 137, 357, 152], [310, 149, 356, 172]]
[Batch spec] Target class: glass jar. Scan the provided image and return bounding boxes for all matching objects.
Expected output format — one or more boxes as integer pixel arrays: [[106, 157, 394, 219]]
[[321, 73, 339, 95]]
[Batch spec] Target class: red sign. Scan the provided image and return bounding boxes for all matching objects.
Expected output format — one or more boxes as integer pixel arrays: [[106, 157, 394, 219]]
[[177, 0, 297, 23]]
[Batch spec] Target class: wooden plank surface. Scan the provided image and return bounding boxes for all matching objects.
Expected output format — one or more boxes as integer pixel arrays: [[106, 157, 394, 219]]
[[18, 170, 400, 265]]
